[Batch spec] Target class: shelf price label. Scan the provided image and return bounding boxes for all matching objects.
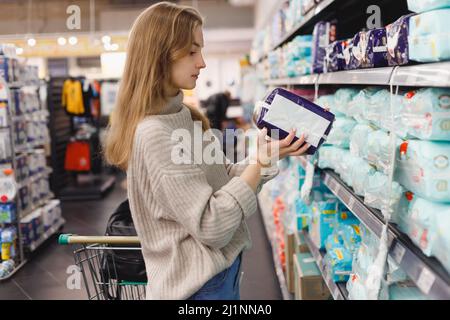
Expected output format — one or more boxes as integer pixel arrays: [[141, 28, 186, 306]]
[[348, 196, 356, 211], [417, 267, 435, 295], [391, 243, 406, 264]]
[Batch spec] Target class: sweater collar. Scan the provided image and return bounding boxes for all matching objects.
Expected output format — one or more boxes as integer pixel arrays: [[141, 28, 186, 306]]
[[159, 90, 184, 115]]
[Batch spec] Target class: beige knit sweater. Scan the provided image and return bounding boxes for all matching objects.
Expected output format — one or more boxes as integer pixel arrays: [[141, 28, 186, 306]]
[[127, 91, 277, 300]]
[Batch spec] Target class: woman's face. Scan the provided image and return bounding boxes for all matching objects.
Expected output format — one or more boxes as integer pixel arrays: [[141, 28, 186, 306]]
[[169, 25, 206, 94]]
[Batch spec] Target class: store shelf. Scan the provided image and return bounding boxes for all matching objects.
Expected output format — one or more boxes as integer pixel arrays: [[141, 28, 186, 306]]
[[264, 74, 318, 86], [271, 0, 335, 51], [391, 62, 450, 88], [257, 190, 293, 300], [321, 169, 450, 300], [29, 218, 66, 252], [318, 67, 394, 85], [302, 229, 348, 300], [19, 192, 55, 220], [17, 167, 53, 188]]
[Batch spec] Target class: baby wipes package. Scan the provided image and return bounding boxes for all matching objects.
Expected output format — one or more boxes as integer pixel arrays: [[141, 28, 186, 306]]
[[396, 140, 450, 202], [408, 0, 450, 12], [255, 88, 335, 155], [399, 88, 450, 140]]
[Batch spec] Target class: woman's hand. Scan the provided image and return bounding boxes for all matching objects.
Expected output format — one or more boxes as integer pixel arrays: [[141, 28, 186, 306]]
[[257, 127, 310, 167]]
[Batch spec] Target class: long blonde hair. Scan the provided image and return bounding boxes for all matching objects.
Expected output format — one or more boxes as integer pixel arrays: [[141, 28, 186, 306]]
[[104, 2, 210, 170]]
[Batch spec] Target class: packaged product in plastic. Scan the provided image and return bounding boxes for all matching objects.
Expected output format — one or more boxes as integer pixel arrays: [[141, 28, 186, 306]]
[[348, 87, 382, 122], [325, 40, 347, 72], [364, 89, 391, 129], [315, 94, 345, 117], [325, 247, 353, 282], [399, 88, 450, 140], [349, 124, 377, 159], [318, 145, 342, 170], [366, 129, 403, 174], [364, 171, 406, 220], [334, 88, 359, 115], [309, 198, 339, 249], [395, 140, 450, 202], [351, 30, 388, 69], [335, 203, 359, 226], [295, 196, 311, 230], [351, 157, 377, 196], [407, 0, 450, 12], [342, 38, 355, 70], [386, 14, 414, 66], [325, 116, 357, 148], [341, 224, 362, 253], [325, 232, 344, 252], [336, 152, 359, 187], [409, 33, 450, 62], [408, 8, 450, 36], [255, 87, 335, 155]]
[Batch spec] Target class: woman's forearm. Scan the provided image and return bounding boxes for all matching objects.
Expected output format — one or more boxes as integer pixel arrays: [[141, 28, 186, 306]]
[[240, 163, 263, 192]]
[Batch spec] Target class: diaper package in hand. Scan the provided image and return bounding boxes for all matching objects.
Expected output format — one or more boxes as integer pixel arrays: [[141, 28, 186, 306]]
[[255, 88, 335, 155], [408, 0, 450, 12], [399, 88, 450, 140], [386, 14, 414, 66], [396, 140, 450, 202]]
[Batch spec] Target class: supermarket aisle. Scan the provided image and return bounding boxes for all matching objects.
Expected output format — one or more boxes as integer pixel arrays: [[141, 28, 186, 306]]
[[0, 174, 282, 300]]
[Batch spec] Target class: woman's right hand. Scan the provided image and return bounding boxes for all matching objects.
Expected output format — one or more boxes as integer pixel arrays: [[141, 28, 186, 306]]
[[257, 127, 310, 167]]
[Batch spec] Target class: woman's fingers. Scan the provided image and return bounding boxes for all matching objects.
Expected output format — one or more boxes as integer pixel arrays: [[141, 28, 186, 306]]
[[288, 134, 305, 151], [289, 142, 311, 156], [280, 128, 296, 147], [258, 127, 268, 146]]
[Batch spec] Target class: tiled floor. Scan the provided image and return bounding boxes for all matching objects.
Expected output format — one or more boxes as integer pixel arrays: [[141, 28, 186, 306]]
[[0, 174, 282, 300]]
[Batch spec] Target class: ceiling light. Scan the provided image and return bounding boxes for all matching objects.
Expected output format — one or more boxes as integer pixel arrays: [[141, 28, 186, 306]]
[[68, 36, 78, 45], [57, 37, 67, 46], [27, 38, 36, 47]]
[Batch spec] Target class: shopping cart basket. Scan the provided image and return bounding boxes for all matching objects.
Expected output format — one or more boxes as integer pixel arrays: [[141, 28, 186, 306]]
[[58, 234, 147, 300]]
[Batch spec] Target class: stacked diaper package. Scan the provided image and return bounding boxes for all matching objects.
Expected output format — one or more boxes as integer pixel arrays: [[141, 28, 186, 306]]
[[407, 0, 450, 62], [316, 84, 450, 275], [346, 224, 428, 300]]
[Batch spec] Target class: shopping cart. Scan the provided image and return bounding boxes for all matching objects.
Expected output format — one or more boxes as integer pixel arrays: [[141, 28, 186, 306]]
[[58, 234, 147, 300]]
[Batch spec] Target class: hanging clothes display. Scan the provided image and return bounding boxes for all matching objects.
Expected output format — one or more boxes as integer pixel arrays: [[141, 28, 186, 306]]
[[100, 81, 119, 116], [64, 140, 91, 172], [61, 78, 85, 115]]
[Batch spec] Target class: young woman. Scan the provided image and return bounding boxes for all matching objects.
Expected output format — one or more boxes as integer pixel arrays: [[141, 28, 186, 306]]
[[104, 2, 310, 300]]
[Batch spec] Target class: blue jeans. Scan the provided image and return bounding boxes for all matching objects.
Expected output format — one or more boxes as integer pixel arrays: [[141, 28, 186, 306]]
[[187, 253, 242, 300]]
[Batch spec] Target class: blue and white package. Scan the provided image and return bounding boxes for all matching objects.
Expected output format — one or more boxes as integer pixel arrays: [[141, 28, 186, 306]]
[[433, 210, 450, 273], [318, 145, 343, 170], [341, 224, 362, 253], [334, 88, 359, 115], [256, 88, 335, 155], [348, 87, 382, 122], [335, 151, 359, 187], [0, 203, 15, 224], [325, 233, 344, 252], [350, 124, 377, 159], [407, 0, 450, 13], [325, 116, 357, 148], [309, 198, 338, 249], [325, 40, 346, 72], [367, 130, 403, 174], [295, 197, 311, 230], [399, 88, 450, 140], [325, 247, 353, 282], [351, 31, 372, 69], [409, 8, 450, 36], [336, 203, 359, 226], [364, 171, 406, 218], [396, 140, 450, 202], [409, 33, 450, 62], [351, 157, 377, 196]]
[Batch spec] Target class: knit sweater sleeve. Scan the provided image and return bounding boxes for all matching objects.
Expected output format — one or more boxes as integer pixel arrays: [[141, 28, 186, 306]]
[[224, 156, 280, 189], [138, 125, 258, 249]]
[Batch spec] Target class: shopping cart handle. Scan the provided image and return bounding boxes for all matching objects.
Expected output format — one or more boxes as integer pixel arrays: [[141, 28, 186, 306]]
[[58, 234, 141, 245]]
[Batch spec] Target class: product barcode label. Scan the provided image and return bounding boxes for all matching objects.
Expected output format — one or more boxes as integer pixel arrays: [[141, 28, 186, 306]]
[[348, 197, 356, 211], [391, 243, 406, 264], [417, 267, 435, 295]]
